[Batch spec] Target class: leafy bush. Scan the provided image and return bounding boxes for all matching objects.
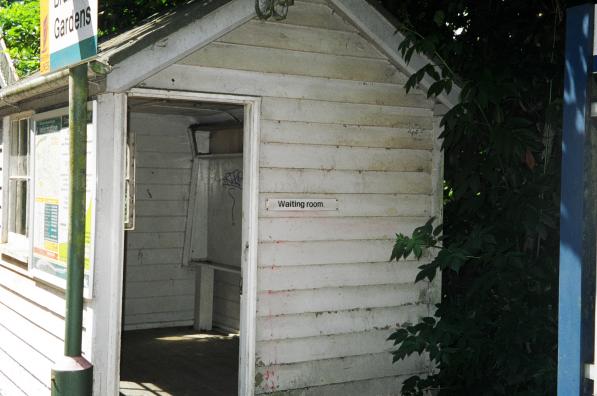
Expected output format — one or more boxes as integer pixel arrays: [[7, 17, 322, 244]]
[[390, 219, 557, 395], [383, 1, 563, 394], [0, 0, 39, 76]]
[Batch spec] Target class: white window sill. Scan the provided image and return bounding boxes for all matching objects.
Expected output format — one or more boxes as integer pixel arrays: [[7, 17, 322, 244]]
[[0, 243, 29, 265]]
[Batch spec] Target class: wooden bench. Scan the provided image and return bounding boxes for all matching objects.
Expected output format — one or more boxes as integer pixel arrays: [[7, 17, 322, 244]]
[[191, 259, 241, 330]]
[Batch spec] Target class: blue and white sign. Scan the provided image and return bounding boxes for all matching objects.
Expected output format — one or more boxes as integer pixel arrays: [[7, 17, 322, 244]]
[[40, 0, 98, 74]]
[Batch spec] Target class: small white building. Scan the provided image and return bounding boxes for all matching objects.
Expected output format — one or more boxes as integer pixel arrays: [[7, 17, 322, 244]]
[[0, 1, 457, 395]]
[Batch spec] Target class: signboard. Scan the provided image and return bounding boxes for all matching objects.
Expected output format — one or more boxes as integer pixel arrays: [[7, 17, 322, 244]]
[[266, 198, 338, 211], [40, 0, 98, 74], [30, 105, 96, 296]]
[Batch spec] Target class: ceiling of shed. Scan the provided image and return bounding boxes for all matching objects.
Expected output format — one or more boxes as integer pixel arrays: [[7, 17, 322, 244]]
[[128, 98, 243, 126]]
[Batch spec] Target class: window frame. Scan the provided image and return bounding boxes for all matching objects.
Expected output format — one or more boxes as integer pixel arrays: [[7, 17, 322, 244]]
[[1, 111, 34, 261], [124, 120, 136, 230]]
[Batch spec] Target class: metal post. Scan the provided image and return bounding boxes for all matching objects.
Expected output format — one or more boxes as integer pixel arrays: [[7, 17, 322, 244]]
[[559, 4, 595, 395], [51, 63, 93, 395]]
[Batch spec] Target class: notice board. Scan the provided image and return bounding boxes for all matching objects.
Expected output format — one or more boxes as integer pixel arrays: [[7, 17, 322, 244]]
[[30, 104, 96, 296]]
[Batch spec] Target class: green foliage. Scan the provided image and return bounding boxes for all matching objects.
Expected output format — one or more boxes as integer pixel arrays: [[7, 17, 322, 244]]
[[0, 0, 40, 76], [383, 0, 566, 394], [97, 0, 189, 37], [391, 218, 440, 263]]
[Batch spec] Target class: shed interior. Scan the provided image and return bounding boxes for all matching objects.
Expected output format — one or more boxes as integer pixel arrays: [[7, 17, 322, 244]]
[[119, 98, 244, 395]]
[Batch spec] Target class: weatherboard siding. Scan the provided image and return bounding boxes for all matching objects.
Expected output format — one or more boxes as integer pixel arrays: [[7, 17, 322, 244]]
[[0, 265, 93, 396], [140, 0, 439, 394], [214, 269, 241, 331], [123, 112, 197, 330]]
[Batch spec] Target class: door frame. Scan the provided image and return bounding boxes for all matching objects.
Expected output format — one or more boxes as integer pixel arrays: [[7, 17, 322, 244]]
[[110, 88, 261, 395]]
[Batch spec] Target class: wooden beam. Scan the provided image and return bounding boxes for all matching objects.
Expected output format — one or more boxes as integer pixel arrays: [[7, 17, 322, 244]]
[[194, 267, 214, 331], [90, 93, 127, 396]]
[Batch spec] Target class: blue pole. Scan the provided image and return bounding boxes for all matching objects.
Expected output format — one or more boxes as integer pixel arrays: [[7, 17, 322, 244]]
[[559, 4, 594, 395]]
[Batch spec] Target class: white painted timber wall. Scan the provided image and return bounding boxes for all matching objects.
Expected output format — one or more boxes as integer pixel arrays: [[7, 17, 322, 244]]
[[0, 121, 93, 396], [123, 112, 197, 330], [139, 0, 441, 394], [0, 266, 94, 396]]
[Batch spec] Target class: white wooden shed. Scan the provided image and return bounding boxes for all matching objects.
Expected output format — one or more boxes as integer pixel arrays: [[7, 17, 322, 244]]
[[0, 1, 458, 395]]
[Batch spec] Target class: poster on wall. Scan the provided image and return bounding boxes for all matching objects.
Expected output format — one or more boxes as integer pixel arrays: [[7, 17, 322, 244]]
[[30, 104, 96, 297]]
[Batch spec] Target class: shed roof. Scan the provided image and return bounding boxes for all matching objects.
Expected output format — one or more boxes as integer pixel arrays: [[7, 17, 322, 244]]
[[0, 0, 460, 110], [98, 0, 232, 66]]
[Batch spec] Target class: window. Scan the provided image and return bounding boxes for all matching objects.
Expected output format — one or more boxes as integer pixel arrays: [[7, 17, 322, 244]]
[[0, 114, 32, 260], [124, 124, 136, 230], [8, 118, 30, 242]]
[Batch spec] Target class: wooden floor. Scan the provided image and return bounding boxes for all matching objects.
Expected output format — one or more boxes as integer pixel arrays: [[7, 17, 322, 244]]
[[119, 327, 239, 396]]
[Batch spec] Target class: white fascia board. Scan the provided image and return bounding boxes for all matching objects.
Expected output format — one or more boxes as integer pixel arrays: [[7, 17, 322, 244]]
[[105, 0, 255, 93], [330, 0, 461, 109]]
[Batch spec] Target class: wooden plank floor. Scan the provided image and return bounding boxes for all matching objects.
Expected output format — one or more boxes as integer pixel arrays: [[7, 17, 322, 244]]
[[120, 327, 239, 396]]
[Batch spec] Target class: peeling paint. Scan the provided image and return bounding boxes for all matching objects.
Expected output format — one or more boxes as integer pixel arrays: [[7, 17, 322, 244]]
[[262, 368, 279, 392], [373, 325, 391, 330], [255, 372, 265, 387]]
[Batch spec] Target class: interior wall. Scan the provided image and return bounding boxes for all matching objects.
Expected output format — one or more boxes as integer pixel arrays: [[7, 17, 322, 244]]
[[206, 156, 243, 331], [123, 112, 197, 330]]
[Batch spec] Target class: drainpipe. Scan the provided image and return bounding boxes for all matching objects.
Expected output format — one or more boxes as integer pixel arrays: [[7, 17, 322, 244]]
[[50, 63, 93, 395]]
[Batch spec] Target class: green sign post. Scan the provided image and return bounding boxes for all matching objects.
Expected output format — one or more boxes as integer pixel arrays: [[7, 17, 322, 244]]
[[50, 64, 93, 396], [41, 1, 97, 395]]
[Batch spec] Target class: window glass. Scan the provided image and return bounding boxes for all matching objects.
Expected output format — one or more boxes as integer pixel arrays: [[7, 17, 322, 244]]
[[8, 118, 29, 237]]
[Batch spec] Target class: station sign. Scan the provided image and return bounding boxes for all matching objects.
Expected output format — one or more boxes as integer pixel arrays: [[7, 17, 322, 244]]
[[40, 0, 98, 74]]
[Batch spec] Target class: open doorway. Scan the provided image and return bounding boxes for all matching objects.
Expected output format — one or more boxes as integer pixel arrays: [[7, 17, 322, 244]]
[[119, 97, 245, 396]]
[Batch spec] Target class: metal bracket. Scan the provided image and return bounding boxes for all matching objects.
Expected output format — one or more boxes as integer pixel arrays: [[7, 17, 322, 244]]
[[255, 0, 294, 21], [88, 60, 112, 76]]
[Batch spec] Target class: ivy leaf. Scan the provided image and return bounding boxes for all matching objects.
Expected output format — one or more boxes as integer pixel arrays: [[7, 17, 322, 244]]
[[387, 328, 409, 344], [415, 263, 438, 282]]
